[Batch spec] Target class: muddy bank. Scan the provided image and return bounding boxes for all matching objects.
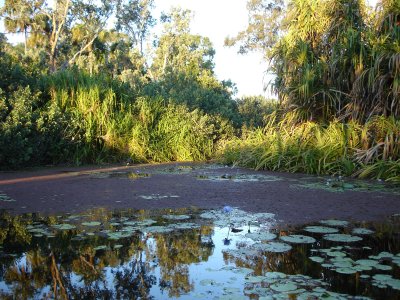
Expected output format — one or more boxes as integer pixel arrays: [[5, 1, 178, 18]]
[[0, 162, 399, 225]]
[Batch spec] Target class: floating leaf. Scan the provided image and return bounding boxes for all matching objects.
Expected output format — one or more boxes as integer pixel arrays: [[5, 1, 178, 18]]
[[303, 226, 338, 234], [163, 214, 191, 220], [270, 282, 297, 292], [309, 256, 324, 263], [323, 234, 362, 242], [52, 224, 76, 230], [355, 259, 379, 267], [319, 220, 349, 227], [82, 221, 101, 226], [253, 242, 292, 253], [335, 268, 357, 274], [352, 228, 374, 235], [280, 234, 316, 244]]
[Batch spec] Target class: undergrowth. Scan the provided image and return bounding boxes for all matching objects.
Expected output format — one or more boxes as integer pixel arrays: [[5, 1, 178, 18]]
[[220, 114, 400, 182]]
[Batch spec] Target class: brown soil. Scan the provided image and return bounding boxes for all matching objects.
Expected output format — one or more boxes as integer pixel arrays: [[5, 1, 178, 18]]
[[0, 162, 399, 225]]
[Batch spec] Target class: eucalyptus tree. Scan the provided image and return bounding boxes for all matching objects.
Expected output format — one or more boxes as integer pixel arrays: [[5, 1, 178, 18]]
[[115, 0, 155, 55], [151, 7, 215, 79], [66, 0, 115, 71]]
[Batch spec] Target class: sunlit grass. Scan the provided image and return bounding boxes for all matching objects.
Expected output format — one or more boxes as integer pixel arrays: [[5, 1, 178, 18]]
[[220, 115, 400, 182]]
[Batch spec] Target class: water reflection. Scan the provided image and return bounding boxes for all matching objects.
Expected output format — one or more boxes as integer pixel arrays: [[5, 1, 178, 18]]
[[0, 208, 399, 299]]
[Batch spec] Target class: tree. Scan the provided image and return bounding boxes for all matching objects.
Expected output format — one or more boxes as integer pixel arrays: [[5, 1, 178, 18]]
[[1, 0, 44, 55], [151, 7, 215, 79], [115, 0, 155, 55], [67, 0, 115, 69]]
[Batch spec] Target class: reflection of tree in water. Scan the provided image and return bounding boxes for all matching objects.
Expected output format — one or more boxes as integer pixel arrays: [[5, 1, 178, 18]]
[[153, 225, 214, 297], [0, 211, 158, 299], [0, 211, 216, 299]]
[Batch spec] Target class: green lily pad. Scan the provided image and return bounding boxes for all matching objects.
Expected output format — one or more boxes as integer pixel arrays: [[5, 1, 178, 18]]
[[52, 223, 76, 230], [309, 256, 324, 263], [355, 259, 379, 267], [375, 264, 392, 271], [163, 214, 191, 220], [327, 251, 347, 257], [303, 226, 339, 234], [335, 267, 357, 274], [319, 220, 349, 227], [352, 228, 374, 235], [270, 282, 297, 292], [82, 221, 101, 226], [323, 234, 362, 242], [245, 276, 266, 283], [145, 226, 174, 234], [253, 242, 292, 253], [280, 234, 316, 244]]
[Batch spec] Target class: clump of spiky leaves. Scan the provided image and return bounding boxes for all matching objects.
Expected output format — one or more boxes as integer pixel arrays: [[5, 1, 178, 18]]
[[220, 114, 400, 182], [44, 70, 232, 165]]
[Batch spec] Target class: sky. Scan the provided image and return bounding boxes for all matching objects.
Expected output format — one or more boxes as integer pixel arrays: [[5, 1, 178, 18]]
[[0, 0, 378, 98], [153, 0, 269, 98]]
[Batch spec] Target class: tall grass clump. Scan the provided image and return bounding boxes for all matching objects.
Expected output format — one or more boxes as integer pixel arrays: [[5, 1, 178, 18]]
[[221, 114, 400, 182], [43, 70, 232, 165]]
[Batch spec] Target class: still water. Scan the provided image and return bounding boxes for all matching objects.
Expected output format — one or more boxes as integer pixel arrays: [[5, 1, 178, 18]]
[[0, 207, 399, 299]]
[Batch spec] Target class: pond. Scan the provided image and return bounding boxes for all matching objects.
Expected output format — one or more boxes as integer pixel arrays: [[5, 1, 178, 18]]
[[0, 206, 399, 299]]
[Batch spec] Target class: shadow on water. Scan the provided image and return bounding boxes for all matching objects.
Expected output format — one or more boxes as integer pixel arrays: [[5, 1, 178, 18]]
[[0, 207, 399, 299]]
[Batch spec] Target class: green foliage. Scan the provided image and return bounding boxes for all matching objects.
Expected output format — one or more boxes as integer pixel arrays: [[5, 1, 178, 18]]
[[220, 115, 400, 182], [229, 0, 400, 122], [0, 86, 39, 167], [237, 96, 278, 128]]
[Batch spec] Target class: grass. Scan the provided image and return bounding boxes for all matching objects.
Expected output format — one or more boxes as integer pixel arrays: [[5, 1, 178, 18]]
[[220, 114, 400, 182], [44, 70, 229, 164]]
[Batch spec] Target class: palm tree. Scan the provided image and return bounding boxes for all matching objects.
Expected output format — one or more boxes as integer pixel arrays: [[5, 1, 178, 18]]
[[1, 0, 44, 55]]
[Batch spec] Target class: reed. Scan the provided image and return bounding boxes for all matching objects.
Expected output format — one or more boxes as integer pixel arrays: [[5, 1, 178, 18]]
[[220, 115, 400, 182]]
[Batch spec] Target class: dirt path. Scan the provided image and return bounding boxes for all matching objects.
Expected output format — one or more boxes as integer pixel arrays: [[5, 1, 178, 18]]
[[0, 162, 399, 225]]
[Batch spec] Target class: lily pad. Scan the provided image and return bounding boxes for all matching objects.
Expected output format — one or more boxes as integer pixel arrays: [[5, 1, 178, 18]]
[[280, 234, 316, 244], [323, 234, 362, 242], [319, 220, 349, 227], [309, 256, 325, 263], [270, 282, 298, 292], [303, 226, 339, 234], [335, 268, 357, 274], [355, 259, 379, 267], [352, 228, 374, 235], [253, 242, 292, 253], [82, 221, 101, 226], [163, 214, 191, 220], [326, 251, 347, 257], [52, 223, 76, 230]]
